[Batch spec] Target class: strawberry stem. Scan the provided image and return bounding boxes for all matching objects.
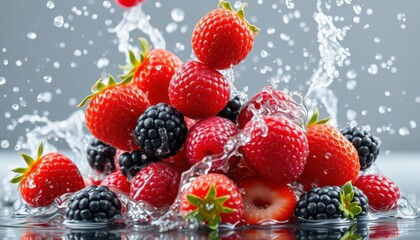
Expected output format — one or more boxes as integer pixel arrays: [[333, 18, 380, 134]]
[[218, 0, 260, 35], [306, 107, 331, 128], [339, 181, 362, 220], [10, 143, 44, 184], [118, 37, 151, 82]]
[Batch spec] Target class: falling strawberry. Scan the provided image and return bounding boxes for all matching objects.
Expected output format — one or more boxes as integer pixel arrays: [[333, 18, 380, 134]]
[[77, 75, 150, 152], [180, 173, 243, 230], [192, 0, 259, 70], [11, 143, 85, 207], [119, 38, 182, 105]]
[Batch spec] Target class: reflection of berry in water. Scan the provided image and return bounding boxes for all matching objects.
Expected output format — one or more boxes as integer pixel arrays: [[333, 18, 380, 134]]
[[66, 186, 121, 222], [133, 103, 188, 159], [65, 230, 122, 240], [369, 222, 400, 239], [87, 138, 116, 174], [294, 225, 369, 240], [118, 150, 160, 179]]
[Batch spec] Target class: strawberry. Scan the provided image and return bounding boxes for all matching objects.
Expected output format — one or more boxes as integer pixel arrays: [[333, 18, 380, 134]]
[[10, 143, 85, 207], [238, 176, 296, 225], [130, 162, 181, 208], [115, 0, 143, 8], [100, 171, 131, 195], [298, 109, 360, 188], [120, 38, 182, 105], [77, 75, 150, 152], [238, 87, 298, 129], [169, 61, 230, 119], [180, 173, 243, 230], [192, 1, 259, 70], [240, 115, 309, 185], [185, 116, 239, 172], [354, 174, 400, 212]]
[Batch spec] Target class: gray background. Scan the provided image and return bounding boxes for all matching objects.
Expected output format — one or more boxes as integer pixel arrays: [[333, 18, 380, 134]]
[[0, 0, 419, 152]]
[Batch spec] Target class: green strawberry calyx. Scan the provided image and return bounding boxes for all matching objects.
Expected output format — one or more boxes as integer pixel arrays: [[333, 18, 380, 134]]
[[219, 0, 260, 34], [118, 37, 151, 83], [186, 184, 235, 230], [339, 181, 363, 220], [306, 107, 331, 128], [76, 74, 131, 107], [10, 143, 44, 184]]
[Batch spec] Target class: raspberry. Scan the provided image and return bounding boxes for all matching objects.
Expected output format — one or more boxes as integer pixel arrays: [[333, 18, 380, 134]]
[[66, 186, 121, 222], [100, 171, 131, 195], [133, 103, 188, 159], [130, 162, 181, 208], [168, 61, 230, 119], [185, 116, 239, 172], [354, 174, 400, 212], [340, 126, 380, 170], [118, 150, 160, 179], [86, 138, 116, 174], [217, 96, 242, 123]]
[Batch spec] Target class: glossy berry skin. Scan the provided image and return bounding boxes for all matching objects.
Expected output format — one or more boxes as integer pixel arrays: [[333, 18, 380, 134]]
[[185, 117, 239, 171], [115, 0, 143, 8], [299, 124, 360, 188], [238, 177, 296, 225], [19, 153, 85, 207], [238, 88, 297, 129], [118, 150, 159, 179], [168, 61, 230, 120], [85, 84, 150, 152], [354, 174, 400, 212], [241, 116, 309, 185], [66, 186, 121, 222], [133, 103, 188, 159], [340, 126, 380, 170], [180, 173, 244, 227], [133, 49, 182, 105], [87, 138, 116, 175], [217, 96, 242, 123], [100, 171, 131, 195], [130, 162, 181, 208], [192, 7, 255, 70]]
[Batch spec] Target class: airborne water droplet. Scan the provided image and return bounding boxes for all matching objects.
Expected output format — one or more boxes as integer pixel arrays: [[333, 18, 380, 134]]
[[27, 32, 37, 40], [0, 77, 6, 85], [12, 104, 19, 111], [409, 121, 417, 128], [15, 60, 22, 66], [54, 15, 64, 28], [346, 70, 357, 79], [368, 64, 378, 75], [399, 127, 410, 136], [1, 140, 9, 149], [171, 8, 185, 22], [43, 76, 52, 83], [353, 5, 362, 15], [46, 0, 55, 9], [346, 80, 357, 90], [96, 58, 109, 68], [165, 22, 178, 33]]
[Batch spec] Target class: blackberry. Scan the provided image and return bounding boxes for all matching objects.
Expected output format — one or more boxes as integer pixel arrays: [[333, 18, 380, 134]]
[[133, 103, 188, 159], [294, 183, 369, 221], [87, 138, 116, 174], [66, 185, 121, 222], [118, 150, 160, 179], [340, 126, 380, 170], [217, 96, 242, 123]]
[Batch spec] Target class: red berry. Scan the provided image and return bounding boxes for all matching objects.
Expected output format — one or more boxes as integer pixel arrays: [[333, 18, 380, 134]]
[[100, 171, 131, 195], [241, 116, 309, 185], [130, 162, 181, 208], [226, 159, 258, 184], [81, 76, 150, 151], [238, 177, 296, 225], [169, 61, 230, 119], [180, 173, 243, 229], [115, 0, 142, 8], [192, 1, 259, 70], [238, 88, 297, 129], [185, 117, 239, 172], [114, 149, 125, 173], [354, 174, 400, 212], [299, 122, 360, 188], [11, 144, 85, 207]]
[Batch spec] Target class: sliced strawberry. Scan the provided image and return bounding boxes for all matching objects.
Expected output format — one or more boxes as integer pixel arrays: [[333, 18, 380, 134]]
[[238, 176, 296, 225]]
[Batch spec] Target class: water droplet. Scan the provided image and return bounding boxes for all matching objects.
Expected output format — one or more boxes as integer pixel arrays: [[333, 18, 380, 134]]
[[3, 60, 8, 65], [400, 24, 406, 30], [13, 87, 19, 93], [375, 54, 382, 60], [363, 24, 370, 29], [346, 109, 357, 120], [415, 96, 420, 103], [353, 16, 360, 24], [409, 121, 416, 129], [171, 8, 184, 22], [15, 60, 22, 66], [46, 0, 55, 9], [384, 91, 390, 96], [74, 49, 82, 56], [346, 80, 357, 90], [165, 22, 178, 33], [53, 61, 60, 68], [1, 48, 6, 52], [96, 58, 109, 68], [374, 37, 381, 43], [155, 2, 161, 8], [267, 28, 276, 34], [27, 32, 37, 40], [391, 67, 397, 73], [4, 112, 10, 118], [103, 0, 111, 9], [54, 15, 64, 28], [1, 140, 9, 149], [285, 0, 295, 9], [399, 127, 410, 136], [397, 13, 406, 21], [368, 64, 378, 75], [378, 106, 386, 114], [12, 104, 19, 111], [155, 65, 162, 71], [0, 77, 6, 85], [353, 5, 362, 15], [366, 8, 373, 15], [43, 76, 52, 83], [69, 98, 77, 106], [260, 50, 268, 58], [361, 110, 368, 116], [175, 42, 185, 51], [346, 70, 357, 79]]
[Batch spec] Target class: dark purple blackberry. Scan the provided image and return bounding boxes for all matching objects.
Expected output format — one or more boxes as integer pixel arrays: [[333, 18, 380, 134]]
[[118, 150, 160, 179], [87, 138, 116, 174], [66, 185, 121, 222], [340, 126, 380, 170], [217, 96, 242, 123], [294, 182, 368, 221], [133, 103, 188, 159]]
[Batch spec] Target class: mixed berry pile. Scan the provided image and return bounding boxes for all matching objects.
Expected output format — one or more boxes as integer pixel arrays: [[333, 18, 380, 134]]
[[10, 0, 401, 229]]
